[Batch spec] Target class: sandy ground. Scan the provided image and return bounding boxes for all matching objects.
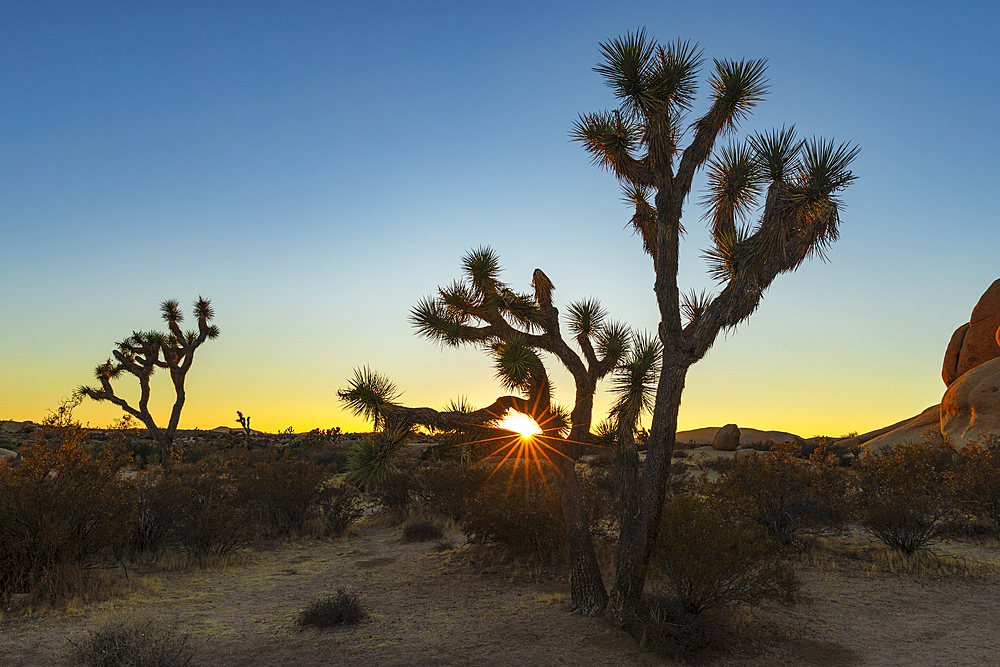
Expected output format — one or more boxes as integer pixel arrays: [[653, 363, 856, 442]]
[[3, 527, 999, 667]]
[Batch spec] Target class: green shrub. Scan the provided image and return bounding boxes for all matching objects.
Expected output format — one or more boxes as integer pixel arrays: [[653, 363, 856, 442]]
[[715, 442, 850, 543], [297, 588, 368, 627], [402, 520, 444, 542], [854, 441, 957, 554], [462, 463, 565, 563], [653, 493, 795, 615], [68, 614, 196, 667], [0, 425, 135, 606]]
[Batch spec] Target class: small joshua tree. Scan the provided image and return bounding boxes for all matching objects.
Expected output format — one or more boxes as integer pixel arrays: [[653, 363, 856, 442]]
[[78, 297, 219, 468], [236, 410, 252, 449]]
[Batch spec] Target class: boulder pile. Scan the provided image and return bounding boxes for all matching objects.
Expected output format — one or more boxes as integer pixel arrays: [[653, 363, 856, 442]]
[[845, 279, 1000, 451]]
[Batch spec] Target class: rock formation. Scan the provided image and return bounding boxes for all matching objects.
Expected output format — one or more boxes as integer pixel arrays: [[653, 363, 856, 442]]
[[941, 357, 1000, 448], [942, 279, 1000, 385], [712, 423, 740, 451], [849, 405, 941, 452]]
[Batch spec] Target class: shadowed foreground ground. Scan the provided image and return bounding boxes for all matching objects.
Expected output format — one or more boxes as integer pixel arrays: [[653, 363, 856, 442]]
[[3, 527, 999, 666]]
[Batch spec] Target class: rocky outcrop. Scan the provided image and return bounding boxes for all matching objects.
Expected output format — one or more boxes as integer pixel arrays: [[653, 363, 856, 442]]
[[712, 424, 741, 451], [0, 420, 37, 434], [941, 357, 1000, 448], [0, 448, 18, 461], [943, 279, 1000, 386], [849, 405, 941, 453]]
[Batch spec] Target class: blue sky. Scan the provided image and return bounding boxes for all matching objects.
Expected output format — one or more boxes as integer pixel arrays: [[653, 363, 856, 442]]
[[2, 1, 997, 435]]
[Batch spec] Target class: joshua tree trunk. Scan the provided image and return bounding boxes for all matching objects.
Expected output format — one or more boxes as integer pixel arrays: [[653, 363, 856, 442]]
[[557, 453, 608, 614], [607, 357, 688, 622]]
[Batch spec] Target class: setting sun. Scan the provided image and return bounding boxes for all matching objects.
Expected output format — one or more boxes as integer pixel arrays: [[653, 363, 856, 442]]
[[496, 411, 543, 438]]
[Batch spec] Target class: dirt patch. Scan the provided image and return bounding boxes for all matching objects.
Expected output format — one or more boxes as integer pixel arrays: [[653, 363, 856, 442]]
[[3, 528, 999, 666]]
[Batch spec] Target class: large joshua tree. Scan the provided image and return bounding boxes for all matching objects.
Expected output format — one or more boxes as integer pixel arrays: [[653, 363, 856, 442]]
[[78, 297, 219, 467], [411, 247, 631, 613], [344, 247, 630, 613], [572, 31, 859, 619]]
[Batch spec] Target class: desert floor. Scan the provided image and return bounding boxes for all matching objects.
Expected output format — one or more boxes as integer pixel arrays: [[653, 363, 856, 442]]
[[3, 524, 999, 667]]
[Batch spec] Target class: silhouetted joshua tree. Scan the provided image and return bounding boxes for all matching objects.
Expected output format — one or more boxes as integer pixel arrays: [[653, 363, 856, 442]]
[[78, 297, 219, 468], [572, 30, 859, 620], [341, 247, 632, 613]]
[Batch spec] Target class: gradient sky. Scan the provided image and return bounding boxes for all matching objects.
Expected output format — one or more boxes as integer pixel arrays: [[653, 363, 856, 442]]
[[2, 1, 997, 437]]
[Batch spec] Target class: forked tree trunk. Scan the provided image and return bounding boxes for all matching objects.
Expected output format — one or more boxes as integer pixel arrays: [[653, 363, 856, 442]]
[[607, 358, 688, 623]]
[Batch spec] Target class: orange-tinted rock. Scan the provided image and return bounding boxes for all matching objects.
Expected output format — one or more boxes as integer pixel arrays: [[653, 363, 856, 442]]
[[942, 323, 969, 386], [855, 405, 942, 453], [712, 423, 740, 451], [941, 357, 1000, 448], [944, 279, 1000, 386]]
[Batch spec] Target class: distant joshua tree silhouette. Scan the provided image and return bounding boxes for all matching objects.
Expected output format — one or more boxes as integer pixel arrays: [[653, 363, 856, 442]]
[[78, 297, 219, 468]]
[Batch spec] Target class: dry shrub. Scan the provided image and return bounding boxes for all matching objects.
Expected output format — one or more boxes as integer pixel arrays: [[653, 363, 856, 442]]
[[0, 424, 135, 607], [68, 614, 196, 667], [231, 454, 335, 536], [714, 442, 850, 543], [371, 470, 420, 517], [960, 437, 1000, 529], [854, 440, 957, 554], [317, 483, 366, 536], [402, 520, 444, 542], [158, 464, 248, 562], [412, 463, 489, 520], [462, 462, 565, 563], [652, 493, 795, 615], [129, 469, 176, 557], [298, 588, 368, 628]]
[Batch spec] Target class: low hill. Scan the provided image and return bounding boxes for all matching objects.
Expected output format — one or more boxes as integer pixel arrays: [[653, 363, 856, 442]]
[[674, 426, 800, 446]]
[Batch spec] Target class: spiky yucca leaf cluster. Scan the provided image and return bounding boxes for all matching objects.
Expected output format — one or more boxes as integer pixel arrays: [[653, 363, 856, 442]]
[[410, 247, 630, 409], [575, 29, 857, 348], [337, 367, 401, 431]]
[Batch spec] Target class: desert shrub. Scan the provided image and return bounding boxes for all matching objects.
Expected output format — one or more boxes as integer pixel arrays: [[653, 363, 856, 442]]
[[412, 464, 489, 520], [626, 595, 728, 663], [462, 463, 566, 563], [161, 464, 248, 561], [317, 483, 366, 536], [714, 442, 850, 543], [960, 438, 1000, 529], [652, 493, 795, 615], [232, 454, 332, 536], [578, 468, 619, 540], [68, 614, 196, 667], [0, 424, 135, 606], [128, 470, 177, 556], [854, 441, 957, 554], [303, 447, 348, 471], [403, 520, 444, 542], [297, 588, 368, 627], [371, 470, 419, 516]]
